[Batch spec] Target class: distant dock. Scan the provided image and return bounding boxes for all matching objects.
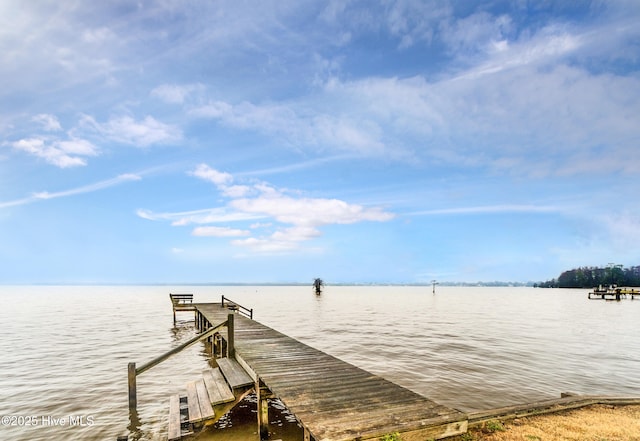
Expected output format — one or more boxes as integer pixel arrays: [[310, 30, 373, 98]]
[[588, 286, 640, 300]]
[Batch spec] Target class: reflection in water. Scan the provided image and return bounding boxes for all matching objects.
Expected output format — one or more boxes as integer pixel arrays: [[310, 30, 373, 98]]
[[127, 408, 142, 441], [195, 394, 303, 441], [170, 320, 197, 343]]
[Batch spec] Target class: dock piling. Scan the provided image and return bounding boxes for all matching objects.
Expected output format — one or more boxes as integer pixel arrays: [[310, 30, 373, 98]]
[[256, 381, 269, 440], [128, 362, 137, 412], [227, 313, 235, 358]]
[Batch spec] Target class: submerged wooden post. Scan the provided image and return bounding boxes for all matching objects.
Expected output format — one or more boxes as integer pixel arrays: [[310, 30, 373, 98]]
[[256, 380, 269, 439], [128, 362, 137, 411], [227, 313, 235, 358]]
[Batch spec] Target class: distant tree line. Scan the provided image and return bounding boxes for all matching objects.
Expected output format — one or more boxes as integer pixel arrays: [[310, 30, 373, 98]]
[[535, 265, 640, 288]]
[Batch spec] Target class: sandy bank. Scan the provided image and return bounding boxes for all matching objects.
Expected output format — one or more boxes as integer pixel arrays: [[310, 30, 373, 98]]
[[451, 404, 640, 441]]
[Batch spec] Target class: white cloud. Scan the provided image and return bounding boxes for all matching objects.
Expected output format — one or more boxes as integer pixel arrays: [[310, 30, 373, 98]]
[[56, 138, 98, 156], [230, 236, 299, 253], [451, 28, 583, 80], [151, 83, 203, 104], [192, 226, 250, 237], [409, 204, 563, 216], [272, 226, 322, 242], [32, 114, 62, 131], [11, 136, 98, 168], [140, 164, 394, 253], [135, 207, 264, 225], [0, 173, 141, 208], [32, 173, 141, 200], [190, 163, 233, 185], [81, 27, 116, 44], [80, 114, 182, 147], [0, 196, 34, 209], [250, 222, 272, 229], [231, 193, 394, 227], [599, 211, 640, 249], [316, 51, 640, 175], [231, 227, 322, 252], [189, 163, 253, 198], [440, 11, 514, 58], [190, 100, 388, 156], [221, 185, 252, 198]]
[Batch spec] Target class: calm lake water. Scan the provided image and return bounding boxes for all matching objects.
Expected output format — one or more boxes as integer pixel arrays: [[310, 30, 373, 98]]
[[1, 285, 639, 441]]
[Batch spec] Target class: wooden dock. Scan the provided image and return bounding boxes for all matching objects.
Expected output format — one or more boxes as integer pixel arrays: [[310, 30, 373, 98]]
[[123, 295, 640, 441], [191, 302, 467, 441], [588, 286, 640, 300]]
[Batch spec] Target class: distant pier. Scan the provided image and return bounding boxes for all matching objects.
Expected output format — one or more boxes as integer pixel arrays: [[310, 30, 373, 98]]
[[588, 286, 640, 300]]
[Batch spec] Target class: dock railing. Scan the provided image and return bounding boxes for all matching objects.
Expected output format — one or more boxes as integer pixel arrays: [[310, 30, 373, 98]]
[[169, 293, 196, 324], [127, 314, 235, 412], [221, 295, 253, 319]]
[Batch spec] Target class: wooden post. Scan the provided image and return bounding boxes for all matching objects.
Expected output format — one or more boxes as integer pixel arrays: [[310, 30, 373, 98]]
[[260, 397, 269, 439], [303, 427, 311, 441], [227, 313, 235, 358], [128, 362, 137, 412], [256, 381, 269, 439]]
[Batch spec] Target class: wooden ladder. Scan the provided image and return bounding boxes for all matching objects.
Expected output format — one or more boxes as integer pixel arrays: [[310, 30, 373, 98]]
[[168, 358, 254, 441]]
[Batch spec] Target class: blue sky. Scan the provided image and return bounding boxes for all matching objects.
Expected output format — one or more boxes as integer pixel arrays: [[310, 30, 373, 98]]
[[1, 1, 639, 284]]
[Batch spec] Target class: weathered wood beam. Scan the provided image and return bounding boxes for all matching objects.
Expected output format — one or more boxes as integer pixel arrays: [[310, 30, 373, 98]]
[[256, 381, 269, 440], [227, 313, 235, 358], [136, 320, 227, 375], [127, 362, 137, 412]]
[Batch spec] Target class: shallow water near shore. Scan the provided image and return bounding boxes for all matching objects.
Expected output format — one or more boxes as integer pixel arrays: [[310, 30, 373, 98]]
[[1, 285, 639, 441]]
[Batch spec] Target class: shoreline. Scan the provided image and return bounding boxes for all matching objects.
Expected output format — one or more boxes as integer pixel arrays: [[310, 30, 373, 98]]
[[452, 403, 640, 441]]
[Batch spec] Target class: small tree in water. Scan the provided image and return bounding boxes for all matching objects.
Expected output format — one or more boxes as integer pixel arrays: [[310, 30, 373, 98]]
[[313, 278, 324, 295]]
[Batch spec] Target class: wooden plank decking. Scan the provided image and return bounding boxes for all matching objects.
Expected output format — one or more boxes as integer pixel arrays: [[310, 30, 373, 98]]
[[168, 394, 182, 440], [217, 357, 254, 389], [186, 379, 215, 423], [193, 303, 467, 441], [202, 368, 235, 405]]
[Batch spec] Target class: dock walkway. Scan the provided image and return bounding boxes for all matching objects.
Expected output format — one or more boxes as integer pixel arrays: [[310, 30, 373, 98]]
[[193, 302, 467, 441]]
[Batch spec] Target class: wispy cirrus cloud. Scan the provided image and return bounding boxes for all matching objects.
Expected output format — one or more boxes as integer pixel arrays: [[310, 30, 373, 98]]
[[409, 204, 563, 216], [79, 114, 182, 147], [32, 173, 141, 200], [190, 100, 388, 157], [139, 163, 394, 253], [32, 113, 62, 131], [135, 207, 264, 226], [0, 173, 141, 209], [192, 226, 250, 237], [151, 83, 204, 104], [184, 22, 640, 176]]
